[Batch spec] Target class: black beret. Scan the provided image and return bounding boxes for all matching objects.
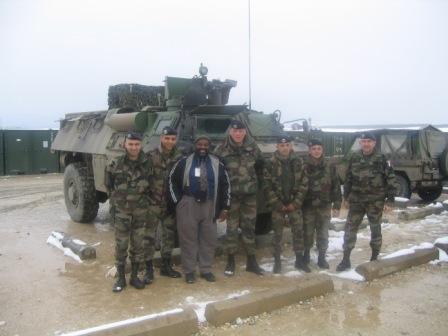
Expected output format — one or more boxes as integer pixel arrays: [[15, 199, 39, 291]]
[[126, 131, 143, 141], [161, 126, 177, 136], [360, 132, 376, 141], [229, 120, 246, 129], [277, 135, 292, 144], [308, 138, 323, 147]]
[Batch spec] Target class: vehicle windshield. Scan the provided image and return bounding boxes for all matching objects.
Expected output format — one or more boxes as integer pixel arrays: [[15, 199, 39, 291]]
[[246, 113, 283, 138]]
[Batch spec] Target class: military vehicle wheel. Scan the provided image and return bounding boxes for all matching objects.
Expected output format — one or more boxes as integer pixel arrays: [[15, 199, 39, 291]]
[[417, 186, 442, 202], [64, 162, 99, 223], [395, 174, 411, 199]]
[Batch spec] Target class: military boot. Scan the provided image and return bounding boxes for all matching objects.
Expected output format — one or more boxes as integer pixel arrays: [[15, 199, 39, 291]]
[[273, 254, 282, 274], [370, 249, 380, 261], [224, 254, 235, 276], [112, 265, 126, 293], [336, 250, 352, 272], [246, 254, 264, 275], [303, 249, 311, 265], [129, 263, 145, 289], [317, 250, 329, 269], [143, 260, 154, 285], [295, 252, 311, 273], [160, 257, 181, 278]]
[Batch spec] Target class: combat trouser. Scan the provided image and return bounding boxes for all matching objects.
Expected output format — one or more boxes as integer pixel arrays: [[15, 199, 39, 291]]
[[225, 193, 257, 255], [113, 208, 147, 267], [143, 206, 158, 262], [143, 205, 177, 262], [160, 212, 177, 258], [272, 208, 304, 255], [303, 204, 331, 252], [343, 200, 384, 252]]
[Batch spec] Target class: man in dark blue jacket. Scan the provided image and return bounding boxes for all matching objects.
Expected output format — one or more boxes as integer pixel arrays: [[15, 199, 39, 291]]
[[168, 135, 231, 283]]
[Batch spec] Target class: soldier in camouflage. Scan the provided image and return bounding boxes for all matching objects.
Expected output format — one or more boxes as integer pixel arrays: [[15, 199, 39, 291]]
[[105, 132, 151, 292], [268, 135, 310, 273], [337, 132, 396, 272], [142, 126, 183, 284], [303, 139, 342, 269], [214, 120, 266, 276]]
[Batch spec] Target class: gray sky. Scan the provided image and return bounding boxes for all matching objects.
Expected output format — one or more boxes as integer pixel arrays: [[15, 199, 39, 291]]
[[1, 0, 447, 129]]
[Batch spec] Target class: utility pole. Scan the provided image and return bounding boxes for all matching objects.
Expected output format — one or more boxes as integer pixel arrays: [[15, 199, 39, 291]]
[[248, 0, 252, 110]]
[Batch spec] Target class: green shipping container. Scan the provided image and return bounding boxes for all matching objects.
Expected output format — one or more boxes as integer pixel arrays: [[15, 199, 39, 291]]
[[30, 130, 59, 174], [3, 130, 60, 175], [4, 130, 31, 174], [0, 130, 4, 175]]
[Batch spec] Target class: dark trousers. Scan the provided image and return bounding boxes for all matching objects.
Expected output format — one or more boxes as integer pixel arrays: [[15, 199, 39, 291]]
[[176, 196, 216, 274]]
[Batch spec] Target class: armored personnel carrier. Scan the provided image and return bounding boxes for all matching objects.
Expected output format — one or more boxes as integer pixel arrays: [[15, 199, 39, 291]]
[[52, 65, 305, 233]]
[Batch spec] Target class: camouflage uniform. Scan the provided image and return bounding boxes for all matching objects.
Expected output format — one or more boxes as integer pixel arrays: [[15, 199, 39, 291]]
[[214, 136, 265, 255], [269, 151, 308, 255], [144, 146, 183, 261], [343, 150, 396, 252], [303, 156, 342, 252], [105, 152, 152, 267]]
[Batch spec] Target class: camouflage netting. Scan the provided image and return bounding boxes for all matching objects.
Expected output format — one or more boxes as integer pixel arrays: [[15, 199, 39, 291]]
[[108, 84, 165, 110]]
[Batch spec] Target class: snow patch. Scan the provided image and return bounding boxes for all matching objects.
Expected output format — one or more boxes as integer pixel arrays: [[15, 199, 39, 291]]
[[72, 239, 86, 245], [184, 290, 251, 323], [425, 202, 443, 209], [327, 230, 344, 253], [284, 270, 304, 277], [435, 236, 448, 244], [394, 197, 410, 202], [227, 290, 250, 299], [383, 242, 434, 259], [430, 248, 448, 265], [46, 231, 82, 263], [320, 269, 365, 282]]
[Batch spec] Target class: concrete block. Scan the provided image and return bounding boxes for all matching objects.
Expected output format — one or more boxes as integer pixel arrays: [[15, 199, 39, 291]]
[[355, 247, 439, 281], [62, 308, 198, 336], [205, 274, 334, 326], [397, 207, 444, 221], [435, 243, 448, 254]]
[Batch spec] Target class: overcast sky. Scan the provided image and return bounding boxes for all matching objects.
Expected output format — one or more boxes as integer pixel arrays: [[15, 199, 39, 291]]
[[1, 0, 447, 129]]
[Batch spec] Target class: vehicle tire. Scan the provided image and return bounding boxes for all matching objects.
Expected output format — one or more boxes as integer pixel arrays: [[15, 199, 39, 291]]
[[64, 162, 99, 223], [394, 174, 411, 199], [417, 186, 442, 202]]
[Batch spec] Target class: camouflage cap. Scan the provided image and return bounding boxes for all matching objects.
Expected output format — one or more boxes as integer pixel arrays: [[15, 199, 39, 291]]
[[229, 120, 246, 129], [308, 138, 323, 147], [194, 134, 211, 143], [126, 131, 143, 141], [277, 135, 292, 144], [360, 132, 376, 141], [161, 126, 177, 136]]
